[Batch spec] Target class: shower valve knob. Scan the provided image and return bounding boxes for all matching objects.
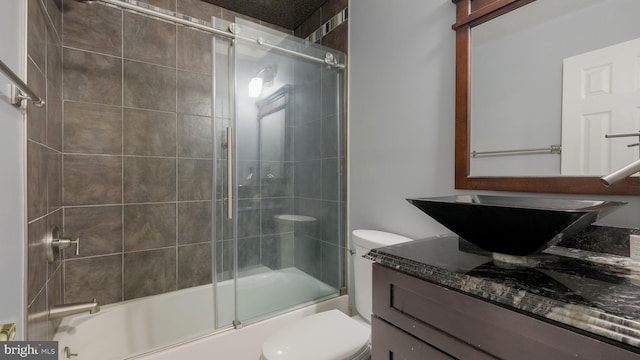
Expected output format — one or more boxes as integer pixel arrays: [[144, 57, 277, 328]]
[[54, 237, 80, 256], [46, 226, 81, 262]]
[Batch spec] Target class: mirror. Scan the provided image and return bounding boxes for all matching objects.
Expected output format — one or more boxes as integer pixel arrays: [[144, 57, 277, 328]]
[[453, 0, 640, 195], [257, 85, 291, 188]]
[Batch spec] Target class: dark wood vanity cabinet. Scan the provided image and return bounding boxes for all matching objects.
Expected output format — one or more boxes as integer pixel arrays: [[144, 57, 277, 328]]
[[371, 264, 640, 360]]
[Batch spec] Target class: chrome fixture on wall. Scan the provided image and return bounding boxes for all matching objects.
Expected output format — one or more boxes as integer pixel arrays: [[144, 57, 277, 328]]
[[0, 58, 45, 107], [600, 131, 640, 186], [601, 159, 640, 186], [45, 225, 80, 263]]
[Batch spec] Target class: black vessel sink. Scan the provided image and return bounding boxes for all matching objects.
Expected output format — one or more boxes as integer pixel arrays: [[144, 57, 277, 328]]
[[407, 195, 626, 256]]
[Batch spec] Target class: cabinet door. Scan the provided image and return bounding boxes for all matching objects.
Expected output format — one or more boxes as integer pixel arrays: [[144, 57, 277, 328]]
[[372, 264, 640, 360], [372, 317, 454, 360]]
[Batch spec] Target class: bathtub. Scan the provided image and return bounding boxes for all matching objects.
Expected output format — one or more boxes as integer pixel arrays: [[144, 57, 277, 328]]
[[54, 267, 344, 360]]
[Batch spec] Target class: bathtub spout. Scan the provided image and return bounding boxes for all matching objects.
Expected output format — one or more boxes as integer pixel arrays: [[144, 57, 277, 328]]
[[49, 299, 100, 319]]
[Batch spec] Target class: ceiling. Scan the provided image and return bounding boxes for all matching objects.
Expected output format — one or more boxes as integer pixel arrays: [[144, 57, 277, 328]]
[[201, 0, 327, 30]]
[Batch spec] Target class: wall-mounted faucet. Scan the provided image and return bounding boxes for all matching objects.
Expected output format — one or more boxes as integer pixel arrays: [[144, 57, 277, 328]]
[[49, 299, 100, 320], [600, 131, 640, 186], [601, 159, 640, 186]]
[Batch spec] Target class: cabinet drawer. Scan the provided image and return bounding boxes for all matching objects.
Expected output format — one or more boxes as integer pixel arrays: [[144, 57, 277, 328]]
[[372, 316, 455, 360], [373, 264, 640, 360]]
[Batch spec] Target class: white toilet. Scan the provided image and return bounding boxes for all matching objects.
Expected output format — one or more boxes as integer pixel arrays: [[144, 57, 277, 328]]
[[261, 230, 413, 360]]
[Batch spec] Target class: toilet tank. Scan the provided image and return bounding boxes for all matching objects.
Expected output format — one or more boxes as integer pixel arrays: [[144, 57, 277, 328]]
[[351, 230, 412, 322]]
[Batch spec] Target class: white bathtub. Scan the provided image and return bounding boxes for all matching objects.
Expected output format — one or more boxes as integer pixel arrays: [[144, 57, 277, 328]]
[[54, 267, 343, 360]]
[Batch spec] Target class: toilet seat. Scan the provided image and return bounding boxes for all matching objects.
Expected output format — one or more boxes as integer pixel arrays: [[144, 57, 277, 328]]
[[261, 310, 370, 360]]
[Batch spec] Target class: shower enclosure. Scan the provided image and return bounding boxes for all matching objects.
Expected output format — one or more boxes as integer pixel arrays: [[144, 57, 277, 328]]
[[216, 18, 346, 328], [47, 0, 346, 358]]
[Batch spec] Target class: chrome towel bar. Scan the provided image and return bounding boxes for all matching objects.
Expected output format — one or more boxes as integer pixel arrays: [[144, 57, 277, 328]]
[[0, 59, 45, 107], [471, 144, 561, 158]]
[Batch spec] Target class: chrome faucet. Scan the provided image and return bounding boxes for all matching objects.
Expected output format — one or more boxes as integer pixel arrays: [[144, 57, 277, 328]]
[[600, 131, 640, 186], [49, 299, 100, 319], [600, 159, 640, 186]]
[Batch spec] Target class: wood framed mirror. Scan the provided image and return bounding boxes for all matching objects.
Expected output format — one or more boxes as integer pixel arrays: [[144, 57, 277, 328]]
[[452, 0, 640, 195]]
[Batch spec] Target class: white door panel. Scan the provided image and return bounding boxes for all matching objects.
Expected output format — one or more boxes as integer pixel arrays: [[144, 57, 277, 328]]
[[562, 37, 640, 175]]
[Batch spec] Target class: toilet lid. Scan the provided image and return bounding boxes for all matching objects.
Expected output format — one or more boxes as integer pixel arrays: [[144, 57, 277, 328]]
[[261, 310, 370, 360]]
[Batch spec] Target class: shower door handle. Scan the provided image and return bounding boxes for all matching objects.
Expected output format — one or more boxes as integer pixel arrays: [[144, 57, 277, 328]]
[[226, 127, 233, 219]]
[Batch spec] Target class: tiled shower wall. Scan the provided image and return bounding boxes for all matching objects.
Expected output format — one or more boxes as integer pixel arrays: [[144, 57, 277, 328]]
[[26, 0, 64, 341], [59, 0, 217, 306], [58, 0, 294, 306]]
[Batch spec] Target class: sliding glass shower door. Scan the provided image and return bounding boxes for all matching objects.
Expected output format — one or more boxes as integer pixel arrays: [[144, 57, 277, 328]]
[[215, 19, 346, 327]]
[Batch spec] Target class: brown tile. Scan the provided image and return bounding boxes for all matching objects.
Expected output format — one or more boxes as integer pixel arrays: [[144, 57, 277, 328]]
[[124, 12, 176, 67], [62, 0, 122, 56], [178, 159, 213, 201], [124, 203, 176, 251], [124, 60, 176, 112], [28, 0, 46, 72], [124, 248, 176, 300], [46, 23, 62, 95], [123, 109, 176, 157], [178, 70, 212, 117], [177, 26, 213, 74], [27, 60, 47, 144], [64, 101, 122, 155], [178, 114, 213, 158], [46, 85, 62, 152], [321, 23, 348, 54], [63, 48, 122, 105], [63, 155, 122, 206], [27, 216, 48, 305], [64, 206, 123, 258], [178, 201, 212, 245], [45, 0, 63, 38], [177, 0, 223, 22], [45, 148, 62, 213], [27, 141, 47, 221], [124, 157, 176, 203], [178, 243, 212, 289], [64, 255, 123, 305]]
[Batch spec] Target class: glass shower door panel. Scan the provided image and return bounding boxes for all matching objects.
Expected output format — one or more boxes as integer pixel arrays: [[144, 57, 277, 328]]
[[213, 32, 237, 330], [233, 18, 346, 325]]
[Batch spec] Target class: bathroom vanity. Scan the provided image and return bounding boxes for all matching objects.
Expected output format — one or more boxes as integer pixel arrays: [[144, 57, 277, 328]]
[[368, 235, 640, 359]]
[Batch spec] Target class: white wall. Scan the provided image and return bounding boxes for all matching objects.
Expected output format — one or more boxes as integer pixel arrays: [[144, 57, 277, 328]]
[[348, 0, 457, 240], [0, 0, 26, 340]]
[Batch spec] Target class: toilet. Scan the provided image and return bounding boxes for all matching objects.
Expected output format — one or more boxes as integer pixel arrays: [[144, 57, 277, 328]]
[[261, 230, 413, 360]]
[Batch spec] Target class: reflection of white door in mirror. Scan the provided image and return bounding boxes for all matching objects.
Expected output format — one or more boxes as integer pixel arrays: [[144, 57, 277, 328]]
[[561, 37, 640, 175]]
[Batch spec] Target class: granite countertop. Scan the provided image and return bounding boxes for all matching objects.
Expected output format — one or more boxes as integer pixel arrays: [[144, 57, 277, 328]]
[[366, 234, 640, 352]]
